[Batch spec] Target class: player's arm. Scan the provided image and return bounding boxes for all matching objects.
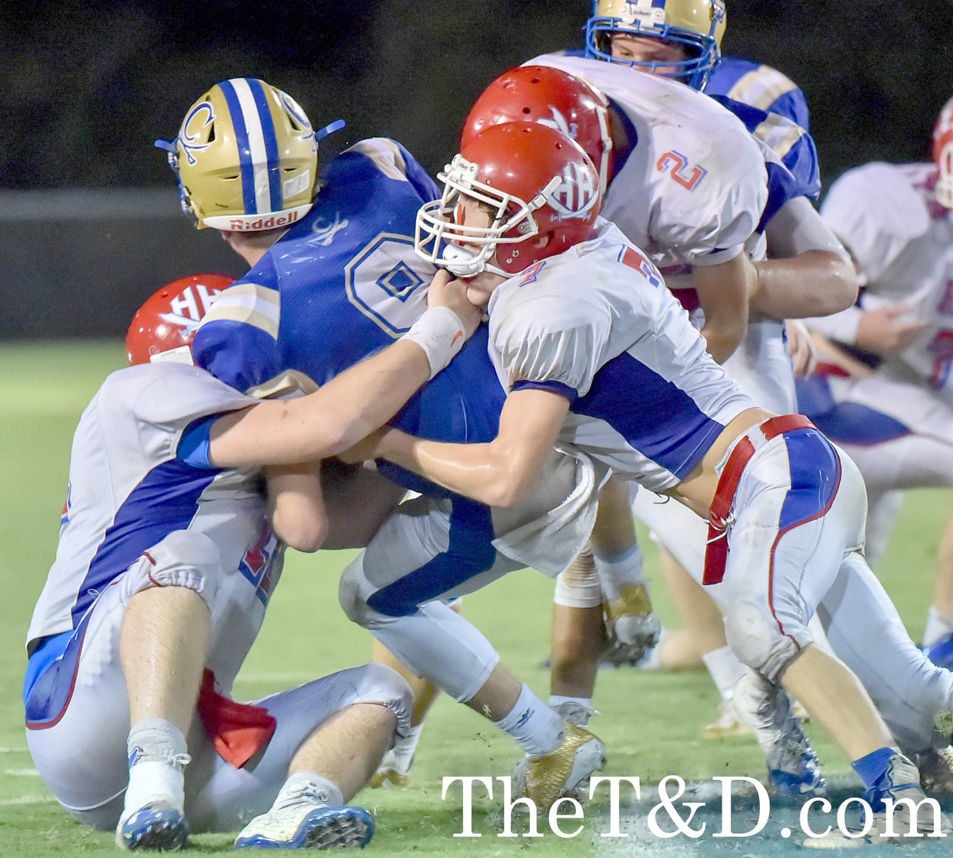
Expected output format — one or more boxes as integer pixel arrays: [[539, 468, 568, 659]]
[[749, 196, 859, 319], [368, 387, 571, 508], [207, 272, 481, 468], [264, 462, 328, 552], [691, 253, 753, 363]]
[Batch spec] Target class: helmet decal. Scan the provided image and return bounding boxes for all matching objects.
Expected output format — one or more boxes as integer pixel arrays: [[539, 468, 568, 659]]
[[415, 122, 602, 277], [179, 102, 215, 167], [126, 274, 234, 365], [548, 161, 601, 220]]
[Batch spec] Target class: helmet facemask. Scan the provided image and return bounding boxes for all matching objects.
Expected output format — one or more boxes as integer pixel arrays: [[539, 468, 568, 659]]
[[416, 155, 558, 278], [585, 0, 726, 91]]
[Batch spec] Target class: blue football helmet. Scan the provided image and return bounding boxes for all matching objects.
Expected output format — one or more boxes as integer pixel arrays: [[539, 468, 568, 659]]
[[585, 0, 727, 91]]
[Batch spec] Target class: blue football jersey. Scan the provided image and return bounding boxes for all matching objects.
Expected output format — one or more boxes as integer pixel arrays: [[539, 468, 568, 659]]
[[192, 138, 506, 495]]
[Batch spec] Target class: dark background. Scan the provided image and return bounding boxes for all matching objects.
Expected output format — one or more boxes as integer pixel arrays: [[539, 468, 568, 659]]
[[2, 0, 952, 338]]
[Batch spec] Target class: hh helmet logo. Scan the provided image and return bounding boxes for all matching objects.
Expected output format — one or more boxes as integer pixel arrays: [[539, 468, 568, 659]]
[[547, 162, 600, 220]]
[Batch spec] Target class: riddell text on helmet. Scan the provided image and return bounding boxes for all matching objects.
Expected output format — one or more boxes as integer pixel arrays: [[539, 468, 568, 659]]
[[228, 212, 301, 231]]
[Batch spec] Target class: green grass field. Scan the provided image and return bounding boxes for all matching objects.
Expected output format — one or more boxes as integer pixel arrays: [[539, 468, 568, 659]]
[[2, 340, 952, 855]]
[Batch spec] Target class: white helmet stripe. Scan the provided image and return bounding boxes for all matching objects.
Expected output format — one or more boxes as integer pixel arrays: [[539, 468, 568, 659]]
[[221, 78, 280, 215]]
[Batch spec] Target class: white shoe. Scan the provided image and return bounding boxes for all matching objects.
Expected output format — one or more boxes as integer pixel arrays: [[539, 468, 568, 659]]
[[234, 781, 374, 849], [115, 754, 190, 851], [115, 802, 188, 851], [512, 723, 606, 811], [802, 754, 951, 847]]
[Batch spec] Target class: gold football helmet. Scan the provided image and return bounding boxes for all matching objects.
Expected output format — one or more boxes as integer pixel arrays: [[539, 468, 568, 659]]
[[157, 78, 318, 231], [586, 0, 727, 90]]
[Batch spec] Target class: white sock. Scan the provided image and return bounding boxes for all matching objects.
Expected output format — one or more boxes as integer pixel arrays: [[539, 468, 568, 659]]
[[594, 544, 646, 603], [386, 723, 424, 773], [275, 772, 343, 809], [923, 606, 953, 649], [494, 684, 565, 756], [123, 719, 189, 815], [701, 646, 747, 702]]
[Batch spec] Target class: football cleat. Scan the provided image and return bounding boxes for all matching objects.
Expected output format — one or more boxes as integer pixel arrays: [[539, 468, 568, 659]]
[[802, 754, 952, 848], [914, 745, 953, 795], [115, 802, 188, 852], [601, 583, 662, 667], [512, 723, 607, 811], [234, 802, 374, 850], [731, 671, 826, 797]]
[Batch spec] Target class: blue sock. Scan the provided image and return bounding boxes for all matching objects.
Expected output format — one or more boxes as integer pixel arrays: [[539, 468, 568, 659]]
[[851, 746, 901, 810]]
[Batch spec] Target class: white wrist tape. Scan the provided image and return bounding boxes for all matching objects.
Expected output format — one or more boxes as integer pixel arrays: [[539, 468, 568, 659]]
[[401, 306, 467, 379]]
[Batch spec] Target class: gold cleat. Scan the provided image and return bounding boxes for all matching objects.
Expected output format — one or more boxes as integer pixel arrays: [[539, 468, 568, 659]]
[[516, 724, 606, 811], [602, 583, 661, 666]]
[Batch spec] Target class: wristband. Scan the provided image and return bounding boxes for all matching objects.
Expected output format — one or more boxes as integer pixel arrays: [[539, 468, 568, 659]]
[[401, 306, 467, 379]]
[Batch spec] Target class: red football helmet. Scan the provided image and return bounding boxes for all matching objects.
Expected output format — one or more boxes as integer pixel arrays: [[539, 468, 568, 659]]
[[415, 122, 602, 277], [462, 65, 613, 193], [933, 96, 953, 210], [126, 273, 234, 365]]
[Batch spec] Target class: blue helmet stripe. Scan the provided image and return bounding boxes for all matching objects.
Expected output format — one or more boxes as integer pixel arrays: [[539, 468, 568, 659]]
[[219, 80, 258, 214], [246, 78, 283, 213]]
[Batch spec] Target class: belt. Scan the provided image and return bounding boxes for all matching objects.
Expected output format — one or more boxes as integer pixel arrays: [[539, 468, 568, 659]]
[[702, 414, 816, 586]]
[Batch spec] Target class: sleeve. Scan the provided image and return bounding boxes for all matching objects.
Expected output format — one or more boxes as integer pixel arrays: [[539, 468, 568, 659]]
[[647, 124, 768, 269], [494, 295, 611, 399], [191, 274, 285, 395], [342, 138, 440, 203], [820, 163, 931, 285]]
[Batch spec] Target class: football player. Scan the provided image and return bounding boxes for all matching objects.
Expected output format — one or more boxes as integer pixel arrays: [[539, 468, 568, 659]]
[[159, 78, 612, 811], [798, 96, 953, 663], [365, 121, 952, 843], [24, 269, 479, 850], [520, 0, 857, 754]]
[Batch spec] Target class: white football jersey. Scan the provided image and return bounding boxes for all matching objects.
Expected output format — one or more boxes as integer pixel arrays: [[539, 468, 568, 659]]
[[525, 55, 796, 413], [27, 362, 276, 686], [525, 54, 769, 274], [487, 220, 755, 492], [817, 162, 953, 397]]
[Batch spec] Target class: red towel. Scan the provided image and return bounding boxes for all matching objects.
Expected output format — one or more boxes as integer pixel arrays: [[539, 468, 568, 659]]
[[196, 669, 277, 768]]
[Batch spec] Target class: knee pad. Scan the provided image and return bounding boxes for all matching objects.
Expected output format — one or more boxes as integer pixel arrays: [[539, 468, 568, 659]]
[[723, 600, 801, 683], [119, 530, 221, 610], [353, 663, 414, 736]]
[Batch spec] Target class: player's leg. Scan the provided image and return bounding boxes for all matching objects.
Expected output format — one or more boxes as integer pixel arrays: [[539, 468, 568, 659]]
[[114, 531, 225, 850], [339, 476, 606, 810], [25, 530, 222, 848], [547, 478, 660, 724], [367, 615, 458, 788], [723, 433, 941, 832], [184, 663, 411, 848], [823, 374, 953, 649]]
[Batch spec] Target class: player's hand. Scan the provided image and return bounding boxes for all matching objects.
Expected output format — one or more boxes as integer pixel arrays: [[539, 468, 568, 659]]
[[855, 302, 928, 357], [426, 270, 482, 337], [786, 319, 818, 378]]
